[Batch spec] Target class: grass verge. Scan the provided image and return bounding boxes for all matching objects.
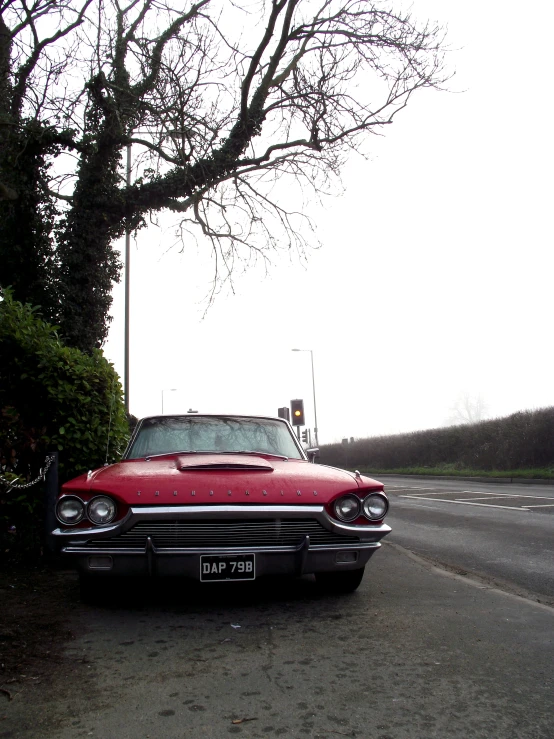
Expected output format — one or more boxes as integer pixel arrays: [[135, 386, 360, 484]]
[[358, 466, 554, 480]]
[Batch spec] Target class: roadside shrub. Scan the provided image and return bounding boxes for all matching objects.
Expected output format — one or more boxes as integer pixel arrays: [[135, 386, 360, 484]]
[[0, 290, 129, 558]]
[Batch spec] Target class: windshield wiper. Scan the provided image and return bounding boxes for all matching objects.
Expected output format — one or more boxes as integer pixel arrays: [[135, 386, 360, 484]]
[[229, 450, 288, 461], [142, 450, 205, 460], [142, 450, 288, 461]]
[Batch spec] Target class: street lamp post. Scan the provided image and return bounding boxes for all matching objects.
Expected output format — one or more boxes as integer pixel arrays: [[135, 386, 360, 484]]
[[124, 144, 132, 414], [161, 388, 177, 414], [123, 131, 187, 415], [292, 349, 319, 447]]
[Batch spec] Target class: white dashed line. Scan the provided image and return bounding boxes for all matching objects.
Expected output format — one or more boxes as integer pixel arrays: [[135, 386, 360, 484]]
[[400, 495, 529, 511], [460, 491, 554, 500], [455, 495, 527, 502], [386, 486, 438, 491]]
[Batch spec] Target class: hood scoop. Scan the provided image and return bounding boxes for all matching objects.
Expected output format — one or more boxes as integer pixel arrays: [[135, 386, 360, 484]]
[[177, 454, 274, 472]]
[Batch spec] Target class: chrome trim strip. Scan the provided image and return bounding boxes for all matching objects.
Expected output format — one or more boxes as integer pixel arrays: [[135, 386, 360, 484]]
[[52, 504, 391, 541], [62, 541, 382, 556]]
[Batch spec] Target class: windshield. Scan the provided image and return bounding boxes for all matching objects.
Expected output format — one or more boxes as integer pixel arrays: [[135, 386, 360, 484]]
[[126, 416, 304, 460]]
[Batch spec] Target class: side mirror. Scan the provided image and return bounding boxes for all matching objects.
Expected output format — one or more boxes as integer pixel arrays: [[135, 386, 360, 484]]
[[306, 447, 320, 463]]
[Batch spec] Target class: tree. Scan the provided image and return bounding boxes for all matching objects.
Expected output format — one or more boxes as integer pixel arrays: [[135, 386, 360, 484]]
[[1, 0, 447, 352], [447, 392, 488, 426]]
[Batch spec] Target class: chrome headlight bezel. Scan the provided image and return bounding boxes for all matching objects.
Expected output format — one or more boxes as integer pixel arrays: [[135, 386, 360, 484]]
[[333, 494, 361, 522], [56, 495, 85, 525], [87, 495, 117, 525], [362, 493, 389, 520]]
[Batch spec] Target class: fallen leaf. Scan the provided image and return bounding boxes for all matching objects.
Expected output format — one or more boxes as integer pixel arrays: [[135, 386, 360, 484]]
[[232, 718, 257, 725]]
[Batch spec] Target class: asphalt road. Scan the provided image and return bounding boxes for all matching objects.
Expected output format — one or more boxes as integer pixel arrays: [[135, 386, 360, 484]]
[[381, 476, 554, 607], [2, 539, 554, 738]]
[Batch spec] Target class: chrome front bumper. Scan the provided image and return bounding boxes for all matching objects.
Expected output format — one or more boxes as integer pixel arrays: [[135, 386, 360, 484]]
[[52, 505, 391, 578]]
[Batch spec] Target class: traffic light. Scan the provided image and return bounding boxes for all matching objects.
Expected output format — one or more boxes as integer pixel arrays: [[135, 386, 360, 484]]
[[277, 407, 290, 421], [301, 429, 308, 443], [290, 399, 305, 426]]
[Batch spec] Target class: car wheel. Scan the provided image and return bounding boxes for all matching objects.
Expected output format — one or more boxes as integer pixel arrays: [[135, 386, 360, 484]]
[[315, 567, 365, 594]]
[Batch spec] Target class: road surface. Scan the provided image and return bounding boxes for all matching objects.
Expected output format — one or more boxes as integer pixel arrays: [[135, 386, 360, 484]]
[[382, 476, 554, 606], [2, 533, 553, 738]]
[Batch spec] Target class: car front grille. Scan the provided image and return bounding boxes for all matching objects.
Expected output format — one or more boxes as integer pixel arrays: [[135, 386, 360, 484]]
[[84, 518, 360, 549]]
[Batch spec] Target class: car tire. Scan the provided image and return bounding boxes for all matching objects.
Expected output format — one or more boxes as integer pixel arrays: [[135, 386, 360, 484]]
[[315, 567, 365, 594]]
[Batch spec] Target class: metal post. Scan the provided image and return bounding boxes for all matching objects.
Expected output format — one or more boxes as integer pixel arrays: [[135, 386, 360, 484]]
[[43, 452, 58, 555], [124, 144, 132, 414], [309, 350, 319, 447], [162, 388, 177, 414], [292, 348, 319, 447]]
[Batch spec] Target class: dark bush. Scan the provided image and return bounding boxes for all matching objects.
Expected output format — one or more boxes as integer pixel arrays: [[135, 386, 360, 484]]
[[0, 290, 129, 558]]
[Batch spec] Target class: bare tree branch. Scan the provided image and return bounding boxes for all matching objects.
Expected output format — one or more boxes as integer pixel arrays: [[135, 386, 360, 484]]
[[0, 0, 449, 351]]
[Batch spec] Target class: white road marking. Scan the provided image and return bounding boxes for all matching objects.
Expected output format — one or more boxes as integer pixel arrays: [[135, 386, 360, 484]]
[[400, 495, 529, 511], [523, 504, 554, 508], [387, 486, 438, 491], [455, 495, 527, 502], [460, 491, 554, 500], [393, 490, 446, 495]]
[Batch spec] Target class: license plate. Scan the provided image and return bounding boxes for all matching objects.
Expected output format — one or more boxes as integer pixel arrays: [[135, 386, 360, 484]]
[[200, 554, 256, 582]]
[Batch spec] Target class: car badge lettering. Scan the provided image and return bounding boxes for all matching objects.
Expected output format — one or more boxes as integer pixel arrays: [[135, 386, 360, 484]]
[[191, 491, 196, 496], [155, 491, 159, 496]]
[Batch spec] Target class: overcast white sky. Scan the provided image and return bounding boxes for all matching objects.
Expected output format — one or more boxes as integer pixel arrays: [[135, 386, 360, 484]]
[[104, 0, 554, 444]]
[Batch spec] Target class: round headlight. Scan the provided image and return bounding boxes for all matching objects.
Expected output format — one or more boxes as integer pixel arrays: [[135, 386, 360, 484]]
[[88, 496, 117, 525], [56, 496, 85, 525], [333, 494, 361, 522], [362, 493, 389, 520]]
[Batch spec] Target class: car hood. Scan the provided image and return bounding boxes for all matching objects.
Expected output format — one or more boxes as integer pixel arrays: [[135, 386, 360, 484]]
[[62, 454, 383, 505]]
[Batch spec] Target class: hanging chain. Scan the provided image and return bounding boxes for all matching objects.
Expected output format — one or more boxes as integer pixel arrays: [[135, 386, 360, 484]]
[[0, 454, 55, 493]]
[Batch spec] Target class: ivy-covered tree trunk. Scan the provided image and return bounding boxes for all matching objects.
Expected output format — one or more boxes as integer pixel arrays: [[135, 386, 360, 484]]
[[0, 16, 58, 321], [56, 101, 125, 351], [0, 131, 59, 322]]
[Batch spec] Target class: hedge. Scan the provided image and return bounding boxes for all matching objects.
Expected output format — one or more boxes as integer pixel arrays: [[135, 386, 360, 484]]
[[0, 290, 129, 557], [320, 407, 554, 474]]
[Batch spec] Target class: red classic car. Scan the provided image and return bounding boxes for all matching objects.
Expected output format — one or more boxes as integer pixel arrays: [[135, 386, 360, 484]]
[[52, 414, 390, 598]]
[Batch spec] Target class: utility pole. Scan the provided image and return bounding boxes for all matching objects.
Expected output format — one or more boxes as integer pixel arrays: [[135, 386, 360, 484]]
[[124, 144, 131, 414]]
